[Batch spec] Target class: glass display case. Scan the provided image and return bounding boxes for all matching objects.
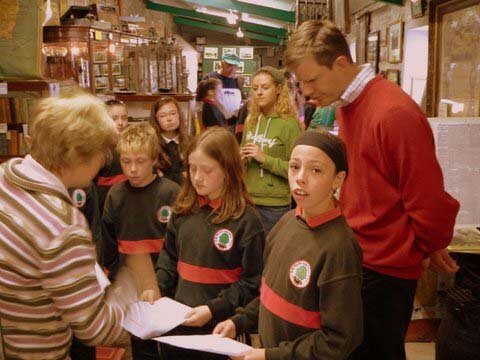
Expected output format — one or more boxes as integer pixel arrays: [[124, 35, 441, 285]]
[[42, 26, 147, 94]]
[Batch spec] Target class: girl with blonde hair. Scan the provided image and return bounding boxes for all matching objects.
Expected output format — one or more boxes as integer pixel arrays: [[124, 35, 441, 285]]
[[240, 66, 303, 234]]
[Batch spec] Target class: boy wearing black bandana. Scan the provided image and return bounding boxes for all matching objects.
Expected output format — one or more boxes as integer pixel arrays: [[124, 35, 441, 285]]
[[214, 131, 363, 360]]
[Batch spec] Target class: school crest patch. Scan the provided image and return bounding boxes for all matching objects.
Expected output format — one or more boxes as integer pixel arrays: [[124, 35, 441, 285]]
[[289, 260, 311, 288], [157, 206, 172, 223], [213, 228, 234, 251], [71, 189, 86, 208]]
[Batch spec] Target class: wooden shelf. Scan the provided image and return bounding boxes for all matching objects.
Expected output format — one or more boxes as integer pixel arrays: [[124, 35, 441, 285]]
[[0, 80, 56, 92], [115, 94, 195, 102]]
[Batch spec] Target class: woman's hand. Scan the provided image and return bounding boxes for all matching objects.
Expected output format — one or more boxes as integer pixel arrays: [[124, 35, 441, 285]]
[[182, 305, 212, 327], [212, 319, 236, 339], [240, 143, 265, 164]]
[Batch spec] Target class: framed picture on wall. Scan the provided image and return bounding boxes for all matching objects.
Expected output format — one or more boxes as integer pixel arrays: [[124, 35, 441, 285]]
[[366, 31, 380, 73], [213, 60, 222, 72], [239, 47, 254, 59], [236, 61, 245, 74], [410, 0, 425, 19], [222, 47, 237, 57], [385, 69, 400, 85], [387, 21, 403, 63], [204, 47, 218, 59], [111, 63, 122, 76], [243, 74, 252, 87], [93, 50, 107, 63]]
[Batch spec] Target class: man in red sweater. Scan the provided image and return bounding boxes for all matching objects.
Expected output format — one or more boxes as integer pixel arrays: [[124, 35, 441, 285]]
[[284, 20, 460, 360]]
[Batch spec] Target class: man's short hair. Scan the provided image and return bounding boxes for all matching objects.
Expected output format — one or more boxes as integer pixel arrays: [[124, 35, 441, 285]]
[[28, 90, 117, 173], [284, 20, 352, 69]]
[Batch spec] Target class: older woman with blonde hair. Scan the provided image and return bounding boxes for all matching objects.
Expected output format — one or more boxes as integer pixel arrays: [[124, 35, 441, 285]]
[[240, 66, 303, 234], [0, 90, 130, 359]]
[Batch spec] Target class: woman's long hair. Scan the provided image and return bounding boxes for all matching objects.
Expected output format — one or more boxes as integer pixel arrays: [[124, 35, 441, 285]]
[[174, 127, 253, 224], [246, 70, 298, 130], [149, 96, 190, 168]]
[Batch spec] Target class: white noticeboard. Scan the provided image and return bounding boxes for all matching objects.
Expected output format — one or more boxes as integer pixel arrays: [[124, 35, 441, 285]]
[[428, 117, 480, 227]]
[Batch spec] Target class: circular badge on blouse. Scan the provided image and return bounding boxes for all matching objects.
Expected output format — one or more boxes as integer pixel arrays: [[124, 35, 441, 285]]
[[289, 260, 311, 288], [71, 189, 86, 208], [157, 206, 172, 223], [213, 228, 234, 251]]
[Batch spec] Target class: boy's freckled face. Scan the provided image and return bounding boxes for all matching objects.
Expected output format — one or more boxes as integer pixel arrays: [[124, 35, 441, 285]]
[[120, 151, 157, 188]]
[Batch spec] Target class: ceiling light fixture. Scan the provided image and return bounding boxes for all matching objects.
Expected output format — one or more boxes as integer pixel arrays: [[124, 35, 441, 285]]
[[236, 27, 244, 38], [226, 9, 238, 25]]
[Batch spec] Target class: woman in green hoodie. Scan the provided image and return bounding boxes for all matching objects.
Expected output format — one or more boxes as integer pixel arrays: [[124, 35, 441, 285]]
[[240, 66, 303, 234]]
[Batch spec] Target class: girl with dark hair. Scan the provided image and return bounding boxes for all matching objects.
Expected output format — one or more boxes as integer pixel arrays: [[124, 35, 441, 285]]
[[149, 96, 191, 185], [155, 127, 265, 360], [196, 78, 227, 128]]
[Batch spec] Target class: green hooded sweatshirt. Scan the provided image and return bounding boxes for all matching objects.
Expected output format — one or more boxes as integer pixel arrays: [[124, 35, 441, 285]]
[[242, 113, 303, 206]]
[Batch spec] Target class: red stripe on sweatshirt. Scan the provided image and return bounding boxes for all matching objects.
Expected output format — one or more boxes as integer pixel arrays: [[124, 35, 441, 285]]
[[118, 239, 164, 254], [260, 278, 321, 329], [177, 261, 242, 284], [97, 174, 127, 186]]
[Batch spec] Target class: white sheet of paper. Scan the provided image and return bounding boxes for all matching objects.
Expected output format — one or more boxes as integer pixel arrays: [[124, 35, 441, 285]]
[[122, 297, 192, 339], [154, 334, 252, 357], [94, 262, 110, 291]]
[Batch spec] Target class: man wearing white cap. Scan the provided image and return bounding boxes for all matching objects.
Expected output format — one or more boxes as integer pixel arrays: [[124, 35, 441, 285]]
[[204, 53, 244, 122]]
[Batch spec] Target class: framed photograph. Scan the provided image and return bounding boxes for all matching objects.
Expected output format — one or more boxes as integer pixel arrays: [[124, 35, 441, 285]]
[[204, 47, 218, 59], [222, 47, 237, 57], [410, 0, 424, 19], [100, 64, 109, 76], [387, 21, 403, 63], [239, 47, 254, 60], [93, 50, 107, 63], [236, 61, 245, 74], [366, 31, 380, 73], [242, 74, 252, 87], [213, 60, 222, 72], [114, 76, 125, 89], [334, 0, 350, 34], [93, 64, 101, 77], [385, 69, 400, 85], [356, 12, 370, 65], [112, 63, 122, 75], [94, 76, 108, 89]]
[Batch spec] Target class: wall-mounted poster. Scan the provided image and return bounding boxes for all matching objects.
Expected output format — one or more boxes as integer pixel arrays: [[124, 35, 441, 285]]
[[204, 47, 218, 59], [222, 47, 237, 57], [239, 47, 254, 59], [213, 60, 222, 72]]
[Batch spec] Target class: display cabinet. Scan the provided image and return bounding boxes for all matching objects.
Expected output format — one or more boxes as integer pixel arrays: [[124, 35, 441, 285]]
[[42, 26, 190, 96], [43, 26, 147, 94]]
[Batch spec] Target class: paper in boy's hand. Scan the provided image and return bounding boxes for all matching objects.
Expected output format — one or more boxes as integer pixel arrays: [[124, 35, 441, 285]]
[[122, 297, 192, 339], [154, 334, 252, 357]]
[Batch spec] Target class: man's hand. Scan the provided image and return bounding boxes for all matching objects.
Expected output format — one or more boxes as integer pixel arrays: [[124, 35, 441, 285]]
[[425, 248, 459, 274], [182, 305, 212, 327], [212, 319, 236, 339]]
